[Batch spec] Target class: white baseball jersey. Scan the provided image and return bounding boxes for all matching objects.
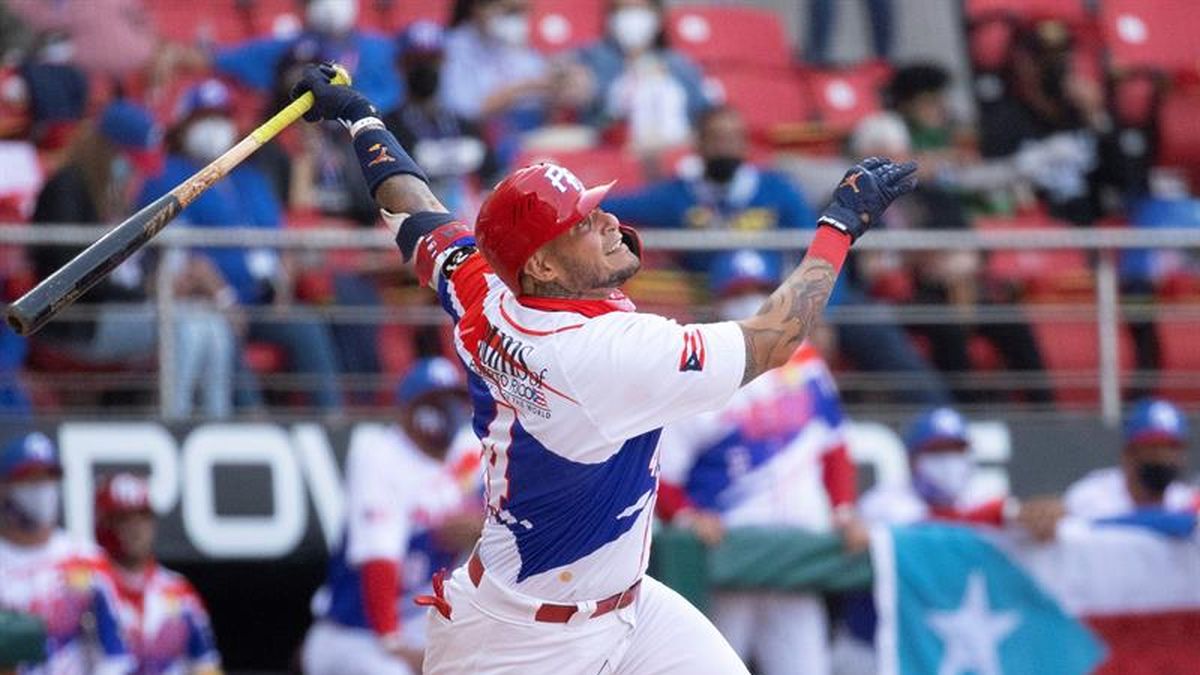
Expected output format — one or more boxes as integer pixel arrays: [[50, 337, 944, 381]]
[[0, 531, 131, 675], [420, 227, 745, 603], [659, 346, 850, 529], [1063, 466, 1198, 520], [110, 564, 220, 675]]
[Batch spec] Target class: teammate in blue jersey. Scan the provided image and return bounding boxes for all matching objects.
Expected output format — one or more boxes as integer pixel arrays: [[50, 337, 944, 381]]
[[292, 63, 916, 674], [303, 358, 482, 675]]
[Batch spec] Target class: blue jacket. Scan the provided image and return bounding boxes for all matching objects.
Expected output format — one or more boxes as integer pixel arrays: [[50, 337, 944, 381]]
[[139, 156, 283, 305], [215, 30, 402, 113]]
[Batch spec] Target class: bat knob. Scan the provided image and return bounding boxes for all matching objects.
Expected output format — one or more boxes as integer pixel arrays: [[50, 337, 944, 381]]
[[329, 63, 353, 87]]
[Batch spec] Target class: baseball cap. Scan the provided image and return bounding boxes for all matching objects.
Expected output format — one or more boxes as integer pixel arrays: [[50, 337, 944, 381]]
[[708, 249, 781, 298], [94, 472, 153, 517], [99, 99, 164, 174], [0, 431, 61, 481], [475, 163, 615, 292], [1124, 398, 1189, 449], [904, 407, 970, 453], [397, 357, 466, 404], [174, 78, 234, 126], [398, 20, 445, 57]]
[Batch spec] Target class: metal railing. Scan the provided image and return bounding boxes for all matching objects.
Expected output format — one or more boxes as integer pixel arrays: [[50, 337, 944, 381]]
[[5, 223, 1200, 424]]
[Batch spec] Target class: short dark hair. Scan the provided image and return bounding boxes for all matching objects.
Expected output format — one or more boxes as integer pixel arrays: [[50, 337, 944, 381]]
[[888, 63, 951, 107]]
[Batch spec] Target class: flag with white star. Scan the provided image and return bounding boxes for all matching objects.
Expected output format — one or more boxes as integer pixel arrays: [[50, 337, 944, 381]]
[[872, 524, 1104, 675]]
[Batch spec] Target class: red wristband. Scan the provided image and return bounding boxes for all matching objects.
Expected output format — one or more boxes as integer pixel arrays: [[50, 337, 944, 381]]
[[807, 226, 852, 276]]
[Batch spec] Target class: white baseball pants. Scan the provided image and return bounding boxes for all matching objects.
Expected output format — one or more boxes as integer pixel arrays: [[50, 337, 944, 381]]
[[423, 566, 749, 674], [712, 591, 831, 675], [301, 621, 416, 675]]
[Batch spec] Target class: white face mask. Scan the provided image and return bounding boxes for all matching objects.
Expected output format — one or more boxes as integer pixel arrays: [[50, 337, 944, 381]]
[[609, 6, 660, 53], [6, 482, 60, 529], [488, 13, 530, 47], [914, 453, 973, 505], [717, 292, 768, 322], [183, 117, 237, 163], [306, 0, 359, 36]]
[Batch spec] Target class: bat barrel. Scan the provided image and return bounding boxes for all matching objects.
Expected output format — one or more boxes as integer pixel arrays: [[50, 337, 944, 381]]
[[4, 194, 180, 336]]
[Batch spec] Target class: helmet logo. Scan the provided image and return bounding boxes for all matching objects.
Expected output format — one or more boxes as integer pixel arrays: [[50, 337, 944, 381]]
[[544, 164, 584, 194]]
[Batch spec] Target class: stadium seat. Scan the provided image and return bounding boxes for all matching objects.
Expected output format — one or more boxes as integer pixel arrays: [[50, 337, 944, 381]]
[[964, 0, 1090, 25], [1156, 319, 1200, 401], [246, 0, 304, 38], [1157, 86, 1200, 184], [1100, 0, 1200, 79], [801, 64, 888, 136], [704, 66, 812, 142], [530, 0, 603, 54], [666, 6, 792, 69], [513, 146, 645, 192], [147, 0, 253, 46], [369, 0, 452, 31], [977, 215, 1094, 299], [1030, 317, 1135, 406]]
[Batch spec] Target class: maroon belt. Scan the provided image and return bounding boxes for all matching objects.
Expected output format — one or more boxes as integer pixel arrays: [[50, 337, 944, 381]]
[[467, 551, 641, 623]]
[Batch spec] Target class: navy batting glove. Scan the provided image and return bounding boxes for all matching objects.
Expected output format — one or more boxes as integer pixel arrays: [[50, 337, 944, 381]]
[[291, 63, 378, 127], [818, 156, 918, 241]]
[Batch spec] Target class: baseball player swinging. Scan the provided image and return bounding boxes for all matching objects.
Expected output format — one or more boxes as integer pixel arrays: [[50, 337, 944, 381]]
[[291, 63, 917, 675]]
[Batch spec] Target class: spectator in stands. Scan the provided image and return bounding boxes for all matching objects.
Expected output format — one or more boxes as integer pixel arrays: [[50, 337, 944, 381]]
[[1064, 399, 1198, 520], [213, 0, 403, 114], [140, 79, 345, 413], [441, 0, 551, 165], [0, 327, 29, 418], [385, 21, 496, 220], [6, 0, 157, 78], [32, 99, 237, 418], [657, 250, 866, 675], [94, 473, 222, 674], [605, 106, 950, 405], [850, 112, 1052, 405], [572, 0, 710, 153], [806, 0, 893, 65]]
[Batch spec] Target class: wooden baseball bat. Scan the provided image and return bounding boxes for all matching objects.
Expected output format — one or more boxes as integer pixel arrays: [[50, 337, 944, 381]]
[[4, 66, 351, 336]]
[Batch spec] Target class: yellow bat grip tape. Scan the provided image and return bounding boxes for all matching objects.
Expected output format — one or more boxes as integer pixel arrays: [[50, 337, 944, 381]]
[[250, 65, 353, 144]]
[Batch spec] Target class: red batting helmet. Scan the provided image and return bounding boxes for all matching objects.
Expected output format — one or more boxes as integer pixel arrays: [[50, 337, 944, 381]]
[[94, 472, 153, 559], [475, 163, 615, 292]]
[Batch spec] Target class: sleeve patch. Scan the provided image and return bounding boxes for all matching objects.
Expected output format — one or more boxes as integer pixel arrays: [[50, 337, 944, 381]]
[[679, 329, 707, 372]]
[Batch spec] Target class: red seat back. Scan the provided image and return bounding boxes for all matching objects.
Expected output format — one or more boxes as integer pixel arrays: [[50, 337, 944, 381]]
[[965, 0, 1090, 24], [1101, 0, 1200, 78], [705, 67, 812, 142], [530, 0, 603, 54], [802, 64, 889, 135], [666, 6, 791, 69]]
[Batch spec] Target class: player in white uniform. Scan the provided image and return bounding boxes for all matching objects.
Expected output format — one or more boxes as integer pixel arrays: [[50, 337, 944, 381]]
[[657, 250, 866, 675], [0, 431, 132, 675], [292, 64, 916, 674], [1064, 398, 1198, 519], [94, 472, 221, 675], [302, 357, 482, 675]]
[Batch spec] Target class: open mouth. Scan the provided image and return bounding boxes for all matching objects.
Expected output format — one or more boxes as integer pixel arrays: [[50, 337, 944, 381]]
[[605, 240, 627, 255]]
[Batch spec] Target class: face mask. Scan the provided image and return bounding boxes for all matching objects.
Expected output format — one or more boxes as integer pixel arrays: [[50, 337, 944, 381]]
[[306, 0, 358, 36], [609, 6, 660, 53], [183, 117, 237, 163], [4, 482, 59, 530], [110, 155, 133, 186], [913, 453, 972, 506], [717, 293, 768, 321], [704, 155, 742, 184], [407, 63, 441, 100], [1137, 462, 1180, 496], [488, 13, 530, 47]]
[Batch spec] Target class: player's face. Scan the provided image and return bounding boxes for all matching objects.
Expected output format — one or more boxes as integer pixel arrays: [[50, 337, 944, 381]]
[[535, 209, 640, 297], [1122, 443, 1185, 499], [113, 512, 156, 565]]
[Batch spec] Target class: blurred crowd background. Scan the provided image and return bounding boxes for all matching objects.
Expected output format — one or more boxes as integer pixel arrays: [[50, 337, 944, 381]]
[[0, 0, 1198, 420]]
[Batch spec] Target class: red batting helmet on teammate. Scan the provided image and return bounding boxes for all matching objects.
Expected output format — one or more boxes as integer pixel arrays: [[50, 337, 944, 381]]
[[94, 472, 153, 559], [475, 163, 616, 292]]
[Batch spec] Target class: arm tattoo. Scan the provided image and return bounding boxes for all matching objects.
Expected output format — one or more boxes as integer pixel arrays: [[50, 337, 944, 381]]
[[374, 174, 448, 215], [738, 256, 837, 385]]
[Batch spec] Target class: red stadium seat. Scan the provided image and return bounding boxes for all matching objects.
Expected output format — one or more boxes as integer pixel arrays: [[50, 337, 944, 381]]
[[147, 0, 253, 46], [369, 0, 452, 31], [530, 0, 603, 54], [1156, 319, 1200, 401], [666, 6, 792, 69], [513, 146, 645, 192], [977, 215, 1094, 299], [1100, 0, 1200, 79], [964, 0, 1090, 25], [704, 66, 812, 142], [246, 0, 304, 38], [1157, 86, 1200, 187], [1030, 318, 1135, 406], [802, 64, 888, 135]]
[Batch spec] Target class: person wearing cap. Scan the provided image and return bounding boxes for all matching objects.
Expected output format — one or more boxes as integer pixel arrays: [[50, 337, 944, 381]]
[[94, 473, 222, 674], [291, 64, 915, 674], [139, 77, 345, 413], [655, 249, 865, 675], [302, 357, 481, 675], [1063, 398, 1198, 520], [384, 20, 496, 221], [0, 432, 132, 674]]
